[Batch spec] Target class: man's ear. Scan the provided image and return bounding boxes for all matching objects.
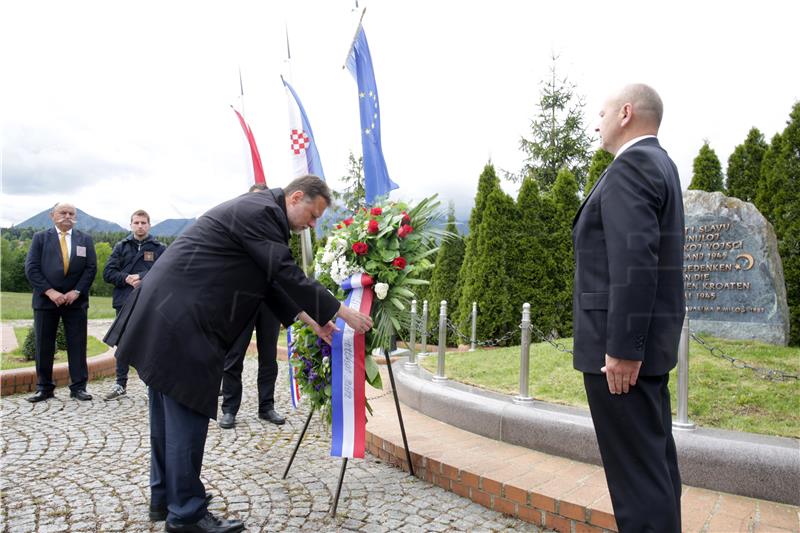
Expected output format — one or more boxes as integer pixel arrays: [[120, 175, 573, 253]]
[[288, 190, 305, 205], [620, 103, 633, 127]]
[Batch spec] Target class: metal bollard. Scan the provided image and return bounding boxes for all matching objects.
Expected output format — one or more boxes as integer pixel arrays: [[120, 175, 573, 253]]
[[673, 312, 695, 430], [470, 302, 477, 351], [514, 303, 533, 403], [419, 300, 428, 356], [405, 300, 418, 369], [432, 300, 448, 382]]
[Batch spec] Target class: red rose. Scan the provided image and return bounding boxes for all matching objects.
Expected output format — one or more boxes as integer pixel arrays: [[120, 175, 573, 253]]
[[398, 224, 414, 238], [367, 219, 379, 234], [336, 224, 342, 230], [352, 242, 368, 255], [392, 256, 407, 270], [401, 211, 411, 224], [370, 207, 383, 216], [343, 217, 354, 227]]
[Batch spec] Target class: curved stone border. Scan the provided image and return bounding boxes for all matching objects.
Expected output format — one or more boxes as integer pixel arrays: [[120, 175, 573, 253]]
[[1, 349, 117, 396], [394, 361, 800, 505]]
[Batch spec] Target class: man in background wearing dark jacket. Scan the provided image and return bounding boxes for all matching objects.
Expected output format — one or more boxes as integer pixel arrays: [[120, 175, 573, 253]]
[[103, 209, 166, 400]]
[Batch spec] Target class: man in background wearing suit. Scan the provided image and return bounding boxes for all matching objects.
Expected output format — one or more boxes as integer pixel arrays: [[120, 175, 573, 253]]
[[572, 84, 685, 532], [25, 202, 97, 402]]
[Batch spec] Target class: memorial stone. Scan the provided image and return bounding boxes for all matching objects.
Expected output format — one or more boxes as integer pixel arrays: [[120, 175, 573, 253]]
[[683, 190, 789, 345]]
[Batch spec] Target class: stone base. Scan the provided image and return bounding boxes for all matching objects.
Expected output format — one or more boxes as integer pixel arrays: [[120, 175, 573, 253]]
[[692, 319, 787, 346]]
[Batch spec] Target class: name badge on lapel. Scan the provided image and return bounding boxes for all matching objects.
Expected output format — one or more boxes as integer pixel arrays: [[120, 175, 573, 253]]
[[144, 251, 155, 262], [76, 246, 87, 257]]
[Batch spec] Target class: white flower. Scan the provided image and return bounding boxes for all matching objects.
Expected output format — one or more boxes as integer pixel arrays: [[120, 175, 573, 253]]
[[375, 282, 389, 300]]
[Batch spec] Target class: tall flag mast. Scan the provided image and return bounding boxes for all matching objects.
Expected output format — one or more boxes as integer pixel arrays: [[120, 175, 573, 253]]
[[344, 8, 398, 205]]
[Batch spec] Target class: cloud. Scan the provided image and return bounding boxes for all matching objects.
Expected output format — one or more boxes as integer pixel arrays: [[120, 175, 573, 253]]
[[1, 120, 145, 195]]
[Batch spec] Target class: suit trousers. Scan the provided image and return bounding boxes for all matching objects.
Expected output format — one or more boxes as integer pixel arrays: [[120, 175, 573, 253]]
[[149, 388, 209, 524], [33, 307, 88, 393], [221, 305, 280, 416], [112, 307, 130, 387], [584, 373, 682, 533]]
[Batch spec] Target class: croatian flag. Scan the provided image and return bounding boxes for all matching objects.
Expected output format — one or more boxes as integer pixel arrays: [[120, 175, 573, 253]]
[[330, 273, 374, 458], [287, 326, 302, 409], [282, 76, 325, 180], [346, 25, 398, 204], [231, 106, 266, 185]]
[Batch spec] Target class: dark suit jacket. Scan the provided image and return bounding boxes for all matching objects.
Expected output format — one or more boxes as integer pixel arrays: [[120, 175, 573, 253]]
[[104, 188, 340, 419], [572, 137, 685, 376], [25, 227, 97, 310]]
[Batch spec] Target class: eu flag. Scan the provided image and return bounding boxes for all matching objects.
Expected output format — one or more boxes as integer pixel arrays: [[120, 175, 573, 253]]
[[346, 26, 398, 204]]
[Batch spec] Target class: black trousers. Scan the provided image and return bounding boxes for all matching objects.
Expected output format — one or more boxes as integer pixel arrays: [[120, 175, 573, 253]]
[[112, 307, 130, 387], [33, 306, 88, 393], [221, 304, 280, 416], [149, 388, 209, 524], [584, 373, 682, 533]]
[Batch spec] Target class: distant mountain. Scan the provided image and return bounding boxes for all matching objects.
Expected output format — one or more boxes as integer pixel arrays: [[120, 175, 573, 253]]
[[150, 218, 195, 237], [15, 208, 126, 233]]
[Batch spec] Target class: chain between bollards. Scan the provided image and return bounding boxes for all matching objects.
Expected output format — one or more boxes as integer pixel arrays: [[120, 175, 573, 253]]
[[514, 303, 533, 403], [432, 300, 448, 382], [405, 300, 418, 369], [674, 310, 695, 430]]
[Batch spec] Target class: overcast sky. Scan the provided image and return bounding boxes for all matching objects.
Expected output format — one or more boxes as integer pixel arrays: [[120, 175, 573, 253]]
[[1, 0, 798, 229]]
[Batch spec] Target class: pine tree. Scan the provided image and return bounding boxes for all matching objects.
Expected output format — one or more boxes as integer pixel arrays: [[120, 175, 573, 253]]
[[518, 55, 594, 193], [427, 208, 466, 346], [584, 149, 614, 194], [515, 177, 557, 337], [455, 163, 502, 327], [755, 133, 784, 219], [726, 127, 767, 203], [545, 168, 581, 336], [459, 188, 521, 344], [688, 142, 725, 192]]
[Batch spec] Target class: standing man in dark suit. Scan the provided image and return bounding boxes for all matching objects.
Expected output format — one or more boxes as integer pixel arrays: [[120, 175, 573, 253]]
[[572, 84, 684, 532], [24, 202, 97, 402], [102, 209, 167, 400], [104, 175, 372, 533]]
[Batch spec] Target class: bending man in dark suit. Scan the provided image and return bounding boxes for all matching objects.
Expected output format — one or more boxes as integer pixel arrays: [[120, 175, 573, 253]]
[[104, 175, 372, 533], [24, 202, 97, 402], [572, 84, 684, 532]]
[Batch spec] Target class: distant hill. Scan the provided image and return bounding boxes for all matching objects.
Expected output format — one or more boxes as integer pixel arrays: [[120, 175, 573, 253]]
[[150, 218, 195, 237], [15, 208, 126, 233]]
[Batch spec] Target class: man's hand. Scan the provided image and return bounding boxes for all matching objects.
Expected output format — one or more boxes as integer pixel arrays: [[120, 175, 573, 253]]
[[45, 289, 65, 306], [337, 304, 373, 333], [601, 354, 642, 394], [125, 274, 140, 287], [313, 321, 338, 345], [62, 290, 81, 306]]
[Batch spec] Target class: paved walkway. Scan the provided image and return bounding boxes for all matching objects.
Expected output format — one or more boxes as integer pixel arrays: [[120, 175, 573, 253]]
[[0, 358, 546, 532]]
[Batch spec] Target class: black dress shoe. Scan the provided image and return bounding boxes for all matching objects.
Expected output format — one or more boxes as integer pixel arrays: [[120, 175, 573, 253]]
[[165, 511, 244, 533], [26, 391, 54, 403], [258, 409, 285, 425], [70, 390, 93, 401], [218, 412, 236, 429], [150, 493, 213, 522]]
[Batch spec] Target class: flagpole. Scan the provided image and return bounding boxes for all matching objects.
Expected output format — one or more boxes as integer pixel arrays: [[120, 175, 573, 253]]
[[342, 7, 367, 69], [284, 23, 314, 277]]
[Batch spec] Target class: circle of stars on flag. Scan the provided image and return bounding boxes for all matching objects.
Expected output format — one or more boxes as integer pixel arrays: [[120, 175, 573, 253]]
[[359, 90, 379, 135]]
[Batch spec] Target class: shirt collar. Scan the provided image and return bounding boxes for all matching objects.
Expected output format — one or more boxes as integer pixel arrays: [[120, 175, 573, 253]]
[[615, 135, 657, 159], [55, 226, 73, 236]]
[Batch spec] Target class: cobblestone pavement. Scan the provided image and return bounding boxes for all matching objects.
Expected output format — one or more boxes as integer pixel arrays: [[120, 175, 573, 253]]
[[1, 357, 546, 532]]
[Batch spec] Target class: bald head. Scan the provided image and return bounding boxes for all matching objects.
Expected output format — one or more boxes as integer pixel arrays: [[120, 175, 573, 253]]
[[50, 202, 77, 232], [595, 83, 664, 154]]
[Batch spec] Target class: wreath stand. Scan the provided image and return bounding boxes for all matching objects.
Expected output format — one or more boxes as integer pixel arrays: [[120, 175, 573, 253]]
[[282, 349, 414, 517]]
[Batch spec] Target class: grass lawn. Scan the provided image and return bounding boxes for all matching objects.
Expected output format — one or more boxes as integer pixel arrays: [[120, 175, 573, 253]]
[[421, 336, 800, 439], [1, 292, 116, 320], [1, 326, 110, 370]]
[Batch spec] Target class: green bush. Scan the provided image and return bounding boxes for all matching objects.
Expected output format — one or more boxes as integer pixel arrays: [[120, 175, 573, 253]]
[[20, 320, 67, 360]]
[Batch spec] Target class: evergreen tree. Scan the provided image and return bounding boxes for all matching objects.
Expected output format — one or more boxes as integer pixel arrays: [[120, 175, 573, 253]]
[[518, 55, 594, 193], [22, 327, 36, 360], [515, 177, 557, 337], [427, 208, 466, 346], [545, 168, 581, 336], [455, 163, 502, 328], [459, 188, 521, 344], [584, 149, 614, 194], [688, 141, 725, 192], [0, 237, 30, 292], [755, 133, 784, 219], [726, 127, 767, 203], [90, 242, 113, 297]]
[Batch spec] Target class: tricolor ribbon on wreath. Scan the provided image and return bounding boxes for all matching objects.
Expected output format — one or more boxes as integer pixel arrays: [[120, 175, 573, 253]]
[[287, 326, 302, 409], [330, 273, 374, 458]]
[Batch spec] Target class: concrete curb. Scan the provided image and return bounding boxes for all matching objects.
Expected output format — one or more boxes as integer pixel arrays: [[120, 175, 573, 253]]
[[1, 349, 117, 396], [394, 361, 800, 505]]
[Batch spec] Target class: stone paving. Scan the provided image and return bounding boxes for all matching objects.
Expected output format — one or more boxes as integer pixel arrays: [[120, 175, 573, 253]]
[[0, 356, 548, 532]]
